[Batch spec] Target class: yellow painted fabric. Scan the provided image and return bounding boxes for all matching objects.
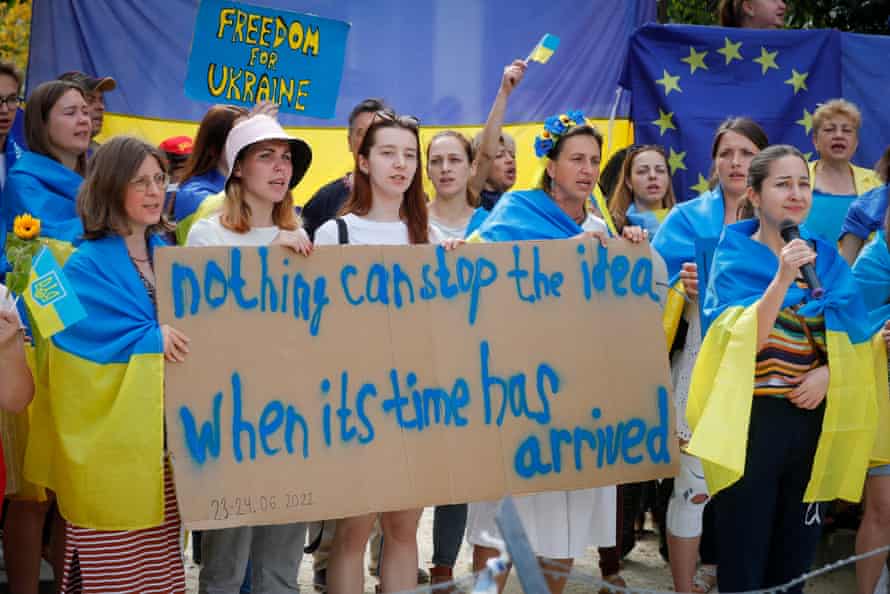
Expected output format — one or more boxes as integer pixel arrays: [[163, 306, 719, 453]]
[[662, 280, 686, 351], [100, 113, 634, 208], [686, 304, 757, 495], [869, 334, 890, 466], [687, 303, 879, 502], [24, 349, 165, 530]]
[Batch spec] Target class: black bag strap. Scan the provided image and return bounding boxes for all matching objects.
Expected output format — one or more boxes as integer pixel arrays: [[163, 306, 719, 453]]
[[335, 217, 349, 245]]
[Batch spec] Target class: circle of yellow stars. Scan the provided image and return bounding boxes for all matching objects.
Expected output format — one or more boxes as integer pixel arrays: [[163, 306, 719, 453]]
[[651, 35, 815, 194]]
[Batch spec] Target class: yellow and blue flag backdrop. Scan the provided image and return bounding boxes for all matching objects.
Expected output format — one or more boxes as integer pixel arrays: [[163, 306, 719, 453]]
[[22, 245, 85, 339], [28, 0, 655, 203], [686, 219, 883, 502], [24, 235, 167, 530], [621, 26, 890, 230]]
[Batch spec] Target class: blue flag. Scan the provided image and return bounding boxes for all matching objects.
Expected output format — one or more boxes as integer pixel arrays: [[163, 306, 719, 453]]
[[621, 25, 842, 201]]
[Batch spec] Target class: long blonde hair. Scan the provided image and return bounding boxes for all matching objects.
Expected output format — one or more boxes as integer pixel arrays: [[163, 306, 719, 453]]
[[221, 142, 299, 233]]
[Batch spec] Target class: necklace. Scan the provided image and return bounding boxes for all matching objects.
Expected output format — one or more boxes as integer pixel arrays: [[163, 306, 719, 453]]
[[130, 255, 150, 263]]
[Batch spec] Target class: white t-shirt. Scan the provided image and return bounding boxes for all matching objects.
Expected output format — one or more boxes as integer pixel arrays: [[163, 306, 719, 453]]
[[428, 217, 470, 241], [581, 212, 608, 235], [186, 214, 280, 247], [315, 213, 441, 246]]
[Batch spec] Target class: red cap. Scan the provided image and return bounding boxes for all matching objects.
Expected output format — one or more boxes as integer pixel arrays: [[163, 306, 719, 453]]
[[159, 135, 194, 157]]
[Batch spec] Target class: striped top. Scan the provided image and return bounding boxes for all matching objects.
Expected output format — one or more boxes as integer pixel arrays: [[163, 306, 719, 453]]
[[754, 303, 827, 398]]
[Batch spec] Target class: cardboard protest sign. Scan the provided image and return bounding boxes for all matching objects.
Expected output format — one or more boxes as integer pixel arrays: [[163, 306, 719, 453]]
[[156, 240, 678, 529], [184, 0, 350, 117]]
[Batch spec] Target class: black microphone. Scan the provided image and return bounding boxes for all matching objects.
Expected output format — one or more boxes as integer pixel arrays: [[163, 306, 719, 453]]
[[779, 220, 824, 299]]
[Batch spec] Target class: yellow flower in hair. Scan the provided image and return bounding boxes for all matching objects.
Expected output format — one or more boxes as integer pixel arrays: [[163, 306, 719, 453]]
[[559, 114, 571, 123], [13, 213, 40, 240]]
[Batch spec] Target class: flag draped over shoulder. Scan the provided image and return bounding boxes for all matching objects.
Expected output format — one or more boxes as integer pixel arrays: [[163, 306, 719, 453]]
[[24, 235, 166, 530], [852, 231, 890, 466], [467, 190, 582, 242], [650, 187, 726, 349], [621, 25, 843, 201], [686, 219, 883, 501]]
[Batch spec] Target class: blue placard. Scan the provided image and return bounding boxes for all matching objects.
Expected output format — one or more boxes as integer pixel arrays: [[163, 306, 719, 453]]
[[184, 0, 350, 118]]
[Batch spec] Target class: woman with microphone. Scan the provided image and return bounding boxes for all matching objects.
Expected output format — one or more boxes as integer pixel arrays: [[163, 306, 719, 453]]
[[686, 145, 880, 593]]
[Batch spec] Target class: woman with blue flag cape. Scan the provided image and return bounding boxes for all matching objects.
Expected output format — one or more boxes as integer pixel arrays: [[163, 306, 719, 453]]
[[0, 80, 89, 276], [650, 116, 768, 594], [607, 144, 676, 239], [851, 224, 890, 594], [686, 145, 886, 593], [1, 79, 91, 592], [466, 111, 653, 594], [23, 137, 189, 592], [807, 99, 882, 246]]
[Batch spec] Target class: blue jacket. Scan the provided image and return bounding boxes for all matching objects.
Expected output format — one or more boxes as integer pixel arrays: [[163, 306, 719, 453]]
[[173, 169, 225, 223]]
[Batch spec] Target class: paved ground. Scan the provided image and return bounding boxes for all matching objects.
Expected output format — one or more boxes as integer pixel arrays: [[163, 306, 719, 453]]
[[180, 508, 862, 593]]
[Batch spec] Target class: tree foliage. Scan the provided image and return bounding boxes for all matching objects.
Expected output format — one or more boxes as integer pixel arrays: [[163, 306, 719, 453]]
[[0, 0, 30, 77], [664, 0, 890, 34]]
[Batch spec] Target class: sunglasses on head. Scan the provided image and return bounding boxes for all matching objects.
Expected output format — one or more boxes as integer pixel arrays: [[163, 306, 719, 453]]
[[373, 109, 420, 129]]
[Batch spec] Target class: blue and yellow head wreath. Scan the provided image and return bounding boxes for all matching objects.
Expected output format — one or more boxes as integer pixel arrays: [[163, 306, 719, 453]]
[[534, 109, 591, 159]]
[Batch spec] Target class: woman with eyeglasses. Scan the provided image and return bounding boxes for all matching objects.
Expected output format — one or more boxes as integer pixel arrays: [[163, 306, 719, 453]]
[[22, 136, 188, 592], [188, 113, 315, 594], [315, 110, 437, 594], [0, 79, 91, 594]]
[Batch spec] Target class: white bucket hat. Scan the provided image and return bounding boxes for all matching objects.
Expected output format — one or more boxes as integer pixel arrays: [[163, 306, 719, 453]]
[[224, 114, 312, 190]]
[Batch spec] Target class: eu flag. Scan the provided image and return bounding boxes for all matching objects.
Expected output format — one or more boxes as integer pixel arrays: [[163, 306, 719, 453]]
[[620, 25, 842, 201]]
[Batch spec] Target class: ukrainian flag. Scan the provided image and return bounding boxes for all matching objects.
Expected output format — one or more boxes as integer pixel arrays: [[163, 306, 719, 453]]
[[24, 235, 167, 529], [22, 246, 85, 339], [650, 187, 726, 350], [686, 219, 884, 502], [852, 231, 890, 466], [528, 34, 560, 64], [467, 189, 584, 242]]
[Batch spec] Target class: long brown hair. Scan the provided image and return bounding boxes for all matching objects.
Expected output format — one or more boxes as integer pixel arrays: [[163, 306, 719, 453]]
[[608, 145, 676, 232], [179, 105, 247, 183], [340, 115, 429, 244], [426, 130, 479, 207], [24, 80, 88, 175], [717, 0, 745, 26], [78, 136, 174, 240]]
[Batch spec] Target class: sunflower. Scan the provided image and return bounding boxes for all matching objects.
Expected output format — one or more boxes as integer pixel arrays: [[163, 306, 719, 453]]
[[13, 213, 41, 240]]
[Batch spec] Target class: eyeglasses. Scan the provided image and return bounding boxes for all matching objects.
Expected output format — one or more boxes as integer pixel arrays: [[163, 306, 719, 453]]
[[0, 94, 22, 109], [129, 172, 169, 193], [372, 109, 420, 129]]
